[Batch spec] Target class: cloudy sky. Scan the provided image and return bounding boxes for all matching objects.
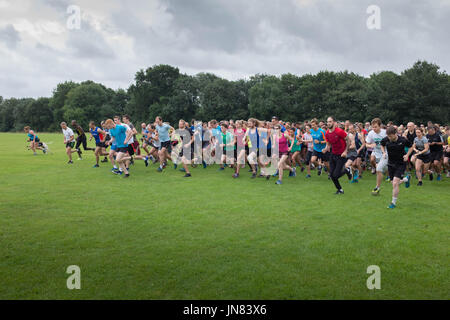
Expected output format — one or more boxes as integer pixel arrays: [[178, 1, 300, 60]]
[[0, 0, 449, 98]]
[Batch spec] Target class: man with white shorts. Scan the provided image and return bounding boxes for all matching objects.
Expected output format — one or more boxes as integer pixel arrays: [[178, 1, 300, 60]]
[[366, 118, 388, 196]]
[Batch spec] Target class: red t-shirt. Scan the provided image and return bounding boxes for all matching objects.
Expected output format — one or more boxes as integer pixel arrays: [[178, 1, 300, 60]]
[[325, 127, 347, 155]]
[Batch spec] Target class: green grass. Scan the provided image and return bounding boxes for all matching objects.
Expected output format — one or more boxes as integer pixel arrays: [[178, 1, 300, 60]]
[[0, 133, 448, 299]]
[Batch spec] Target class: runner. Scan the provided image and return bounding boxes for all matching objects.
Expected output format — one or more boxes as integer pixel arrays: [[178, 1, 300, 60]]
[[444, 127, 450, 178], [233, 120, 246, 178], [426, 125, 444, 181], [323, 117, 349, 194], [71, 120, 95, 159], [88, 121, 109, 167], [302, 124, 314, 178], [177, 119, 194, 177], [411, 127, 431, 186], [155, 116, 174, 172], [343, 123, 358, 182], [218, 123, 235, 172], [366, 118, 388, 196], [24, 126, 47, 155], [273, 124, 296, 185], [309, 119, 328, 176], [380, 126, 413, 209], [104, 119, 133, 178], [60, 122, 77, 164]]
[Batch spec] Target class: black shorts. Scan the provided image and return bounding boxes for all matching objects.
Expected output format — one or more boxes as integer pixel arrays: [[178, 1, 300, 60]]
[[357, 148, 366, 159], [444, 152, 450, 158], [117, 147, 129, 154], [202, 141, 210, 149], [305, 150, 313, 165], [388, 163, 407, 180], [159, 141, 171, 152], [417, 153, 431, 164], [312, 150, 329, 162], [66, 142, 75, 149], [347, 155, 357, 162], [258, 146, 271, 158], [127, 144, 135, 156], [430, 151, 443, 162], [96, 142, 106, 148]]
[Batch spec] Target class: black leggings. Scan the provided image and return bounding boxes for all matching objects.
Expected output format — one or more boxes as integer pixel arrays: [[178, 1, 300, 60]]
[[75, 135, 92, 150], [329, 154, 347, 190]]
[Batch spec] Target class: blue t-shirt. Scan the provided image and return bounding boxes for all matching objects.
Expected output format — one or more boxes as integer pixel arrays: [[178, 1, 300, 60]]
[[310, 128, 326, 152], [90, 127, 101, 144], [156, 123, 171, 143], [110, 125, 127, 148]]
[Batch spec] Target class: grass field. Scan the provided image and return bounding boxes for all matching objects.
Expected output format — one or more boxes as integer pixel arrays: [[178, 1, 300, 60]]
[[0, 132, 448, 300]]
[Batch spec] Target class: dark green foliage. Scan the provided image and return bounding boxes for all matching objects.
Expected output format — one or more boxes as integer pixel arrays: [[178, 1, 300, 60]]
[[0, 61, 449, 132]]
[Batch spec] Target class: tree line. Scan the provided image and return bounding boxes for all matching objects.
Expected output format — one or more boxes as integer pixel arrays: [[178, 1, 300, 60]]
[[1, 60, 449, 132]]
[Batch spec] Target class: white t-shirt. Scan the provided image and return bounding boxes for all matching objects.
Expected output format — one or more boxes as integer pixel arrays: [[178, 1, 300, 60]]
[[366, 129, 387, 159], [121, 123, 134, 144], [63, 127, 74, 142]]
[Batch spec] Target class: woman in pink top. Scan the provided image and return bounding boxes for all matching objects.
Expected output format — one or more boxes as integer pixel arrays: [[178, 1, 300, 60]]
[[233, 120, 246, 178], [273, 124, 296, 185]]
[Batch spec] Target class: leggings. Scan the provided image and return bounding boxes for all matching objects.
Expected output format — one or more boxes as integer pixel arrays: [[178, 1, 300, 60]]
[[329, 153, 347, 190], [76, 135, 89, 150]]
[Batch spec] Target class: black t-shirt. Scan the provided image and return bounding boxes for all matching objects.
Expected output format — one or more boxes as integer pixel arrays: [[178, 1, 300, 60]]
[[380, 136, 412, 165], [426, 133, 444, 152], [75, 126, 85, 137], [406, 130, 416, 145]]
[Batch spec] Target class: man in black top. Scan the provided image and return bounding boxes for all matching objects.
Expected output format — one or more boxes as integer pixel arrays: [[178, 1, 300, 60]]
[[426, 126, 444, 181], [380, 126, 414, 209], [71, 120, 95, 159], [403, 122, 416, 173]]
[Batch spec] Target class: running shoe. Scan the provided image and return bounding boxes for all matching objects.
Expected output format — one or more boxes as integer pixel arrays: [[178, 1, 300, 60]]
[[179, 168, 186, 172], [93, 164, 99, 168], [183, 173, 191, 178], [388, 203, 396, 209], [144, 157, 149, 167], [232, 173, 239, 178], [404, 175, 411, 188], [345, 168, 352, 180], [202, 160, 207, 169], [123, 173, 130, 178], [157, 167, 163, 172], [417, 181, 423, 186], [174, 163, 178, 170], [335, 189, 344, 195], [371, 188, 380, 196], [273, 170, 279, 177], [305, 174, 311, 178], [101, 158, 108, 163], [68, 160, 73, 164], [300, 166, 305, 172], [275, 180, 282, 185], [429, 173, 434, 181], [437, 174, 441, 181], [251, 172, 257, 179], [290, 167, 296, 177], [218, 167, 225, 171], [317, 166, 322, 176]]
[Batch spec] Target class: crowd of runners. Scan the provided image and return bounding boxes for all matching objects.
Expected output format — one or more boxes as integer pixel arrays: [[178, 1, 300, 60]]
[[24, 115, 450, 209]]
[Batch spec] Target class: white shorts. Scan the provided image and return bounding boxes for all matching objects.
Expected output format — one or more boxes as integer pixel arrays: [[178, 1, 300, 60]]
[[376, 155, 388, 173]]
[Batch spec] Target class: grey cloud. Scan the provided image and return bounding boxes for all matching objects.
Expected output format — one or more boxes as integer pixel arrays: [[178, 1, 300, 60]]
[[0, 24, 20, 48]]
